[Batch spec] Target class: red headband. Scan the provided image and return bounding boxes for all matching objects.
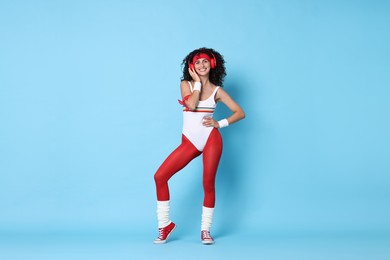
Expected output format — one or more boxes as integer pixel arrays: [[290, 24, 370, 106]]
[[191, 53, 211, 64]]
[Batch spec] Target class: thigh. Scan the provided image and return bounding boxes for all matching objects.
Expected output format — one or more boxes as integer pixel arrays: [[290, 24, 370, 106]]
[[156, 134, 201, 178], [202, 128, 223, 174]]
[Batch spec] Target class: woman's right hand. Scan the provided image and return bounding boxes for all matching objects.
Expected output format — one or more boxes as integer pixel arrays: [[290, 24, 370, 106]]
[[188, 68, 200, 82]]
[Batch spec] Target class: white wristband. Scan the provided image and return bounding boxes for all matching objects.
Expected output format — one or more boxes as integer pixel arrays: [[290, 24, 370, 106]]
[[218, 118, 229, 128], [193, 82, 201, 92]]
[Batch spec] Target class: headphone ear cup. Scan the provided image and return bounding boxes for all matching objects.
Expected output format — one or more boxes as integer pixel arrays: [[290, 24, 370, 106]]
[[210, 53, 217, 68], [188, 61, 194, 70], [211, 59, 216, 68]]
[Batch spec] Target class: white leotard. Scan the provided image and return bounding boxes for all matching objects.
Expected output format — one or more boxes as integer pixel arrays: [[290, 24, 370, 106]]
[[182, 82, 220, 151]]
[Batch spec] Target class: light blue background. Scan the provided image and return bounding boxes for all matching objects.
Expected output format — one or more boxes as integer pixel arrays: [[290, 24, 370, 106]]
[[1, 0, 390, 259]]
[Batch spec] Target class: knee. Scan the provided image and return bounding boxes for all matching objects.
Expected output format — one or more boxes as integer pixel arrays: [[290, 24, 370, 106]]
[[154, 172, 164, 185], [154, 171, 169, 185]]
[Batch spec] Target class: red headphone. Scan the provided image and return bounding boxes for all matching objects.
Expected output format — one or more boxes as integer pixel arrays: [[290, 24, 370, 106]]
[[189, 52, 217, 70]]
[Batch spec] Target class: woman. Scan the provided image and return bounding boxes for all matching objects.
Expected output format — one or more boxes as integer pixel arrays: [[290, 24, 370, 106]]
[[153, 47, 245, 245]]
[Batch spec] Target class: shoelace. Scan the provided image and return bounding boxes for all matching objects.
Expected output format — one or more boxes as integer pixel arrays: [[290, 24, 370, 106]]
[[202, 231, 212, 240], [157, 228, 164, 239]]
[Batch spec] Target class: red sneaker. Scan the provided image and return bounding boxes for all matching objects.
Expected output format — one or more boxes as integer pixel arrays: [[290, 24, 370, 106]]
[[201, 230, 215, 245], [154, 222, 176, 244]]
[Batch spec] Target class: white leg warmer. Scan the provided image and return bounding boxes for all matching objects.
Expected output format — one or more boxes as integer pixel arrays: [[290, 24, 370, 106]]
[[201, 206, 214, 231], [157, 200, 171, 228]]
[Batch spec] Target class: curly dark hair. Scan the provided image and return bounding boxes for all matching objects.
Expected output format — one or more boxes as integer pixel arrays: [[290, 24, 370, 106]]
[[181, 47, 227, 87]]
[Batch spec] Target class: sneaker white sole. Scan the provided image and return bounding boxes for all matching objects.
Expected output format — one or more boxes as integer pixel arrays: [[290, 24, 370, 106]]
[[153, 225, 176, 244], [201, 240, 215, 245]]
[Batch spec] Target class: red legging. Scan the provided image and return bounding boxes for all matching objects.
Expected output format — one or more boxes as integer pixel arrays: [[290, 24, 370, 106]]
[[154, 128, 223, 208]]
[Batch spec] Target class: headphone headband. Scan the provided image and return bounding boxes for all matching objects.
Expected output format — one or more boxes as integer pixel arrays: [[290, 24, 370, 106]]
[[192, 53, 211, 64], [188, 52, 217, 69]]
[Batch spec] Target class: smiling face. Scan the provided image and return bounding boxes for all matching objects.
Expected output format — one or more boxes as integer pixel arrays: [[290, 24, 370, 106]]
[[194, 58, 211, 76]]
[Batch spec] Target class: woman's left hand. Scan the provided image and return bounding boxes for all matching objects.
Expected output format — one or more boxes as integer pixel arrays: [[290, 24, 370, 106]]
[[202, 116, 218, 128]]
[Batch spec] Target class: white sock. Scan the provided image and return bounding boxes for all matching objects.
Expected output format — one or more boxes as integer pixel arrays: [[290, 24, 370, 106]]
[[201, 206, 214, 231], [157, 200, 171, 228]]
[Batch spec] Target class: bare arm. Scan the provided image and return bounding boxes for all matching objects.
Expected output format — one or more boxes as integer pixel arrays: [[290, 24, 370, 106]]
[[180, 68, 201, 111], [217, 88, 245, 125], [202, 87, 245, 128]]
